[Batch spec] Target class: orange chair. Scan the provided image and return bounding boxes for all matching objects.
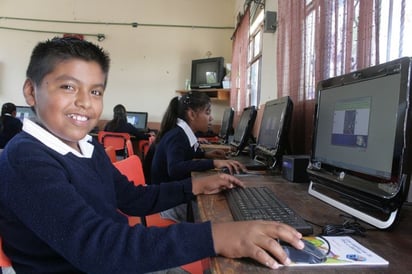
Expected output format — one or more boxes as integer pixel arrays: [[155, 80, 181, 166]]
[[113, 155, 175, 227], [104, 146, 117, 163], [98, 131, 131, 158], [125, 139, 134, 157], [0, 237, 11, 267], [114, 155, 207, 273], [137, 140, 149, 159]]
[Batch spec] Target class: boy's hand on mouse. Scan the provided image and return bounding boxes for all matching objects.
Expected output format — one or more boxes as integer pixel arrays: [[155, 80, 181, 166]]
[[211, 221, 304, 269], [213, 160, 247, 174], [192, 173, 245, 195]]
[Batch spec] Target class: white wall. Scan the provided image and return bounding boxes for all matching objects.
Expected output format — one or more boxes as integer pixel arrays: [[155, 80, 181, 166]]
[[260, 0, 278, 104], [0, 0, 236, 124]]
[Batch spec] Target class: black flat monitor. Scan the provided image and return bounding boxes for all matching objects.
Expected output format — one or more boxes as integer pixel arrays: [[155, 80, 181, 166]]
[[254, 96, 293, 169], [15, 106, 35, 122], [230, 106, 257, 156], [218, 107, 234, 143], [126, 111, 148, 130], [307, 57, 412, 229]]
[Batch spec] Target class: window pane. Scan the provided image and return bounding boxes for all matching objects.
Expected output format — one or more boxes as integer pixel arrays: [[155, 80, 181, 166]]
[[254, 30, 262, 57], [250, 59, 260, 106]]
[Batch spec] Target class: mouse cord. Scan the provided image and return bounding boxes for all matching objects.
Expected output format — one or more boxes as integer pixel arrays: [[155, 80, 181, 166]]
[[321, 214, 368, 237], [316, 235, 331, 256]]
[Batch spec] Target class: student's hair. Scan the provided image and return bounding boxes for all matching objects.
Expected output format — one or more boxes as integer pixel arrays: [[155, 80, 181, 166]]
[[1, 102, 16, 116], [156, 91, 210, 143], [105, 104, 127, 131], [26, 36, 111, 88]]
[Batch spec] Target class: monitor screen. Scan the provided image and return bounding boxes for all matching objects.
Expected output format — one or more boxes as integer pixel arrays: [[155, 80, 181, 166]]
[[219, 107, 234, 143], [15, 106, 35, 122], [255, 96, 293, 167], [307, 57, 412, 229], [230, 106, 257, 155], [126, 111, 148, 130]]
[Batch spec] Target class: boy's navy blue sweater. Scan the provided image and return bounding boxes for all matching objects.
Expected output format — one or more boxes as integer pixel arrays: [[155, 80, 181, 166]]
[[151, 127, 214, 184], [0, 132, 215, 273]]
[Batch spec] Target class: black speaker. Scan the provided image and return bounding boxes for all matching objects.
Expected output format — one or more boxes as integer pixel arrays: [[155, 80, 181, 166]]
[[264, 11, 277, 33], [282, 155, 310, 183]]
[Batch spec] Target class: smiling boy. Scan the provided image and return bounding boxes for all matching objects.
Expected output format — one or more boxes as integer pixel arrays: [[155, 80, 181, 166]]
[[0, 37, 303, 273]]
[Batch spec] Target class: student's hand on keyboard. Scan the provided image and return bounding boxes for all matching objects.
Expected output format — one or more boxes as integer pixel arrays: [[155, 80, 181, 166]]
[[211, 221, 304, 269], [213, 159, 247, 174], [204, 149, 227, 159], [191, 173, 245, 195]]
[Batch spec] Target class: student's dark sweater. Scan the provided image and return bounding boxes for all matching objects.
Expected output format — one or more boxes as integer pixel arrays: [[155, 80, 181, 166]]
[[0, 115, 23, 148], [151, 126, 215, 184], [0, 131, 215, 273]]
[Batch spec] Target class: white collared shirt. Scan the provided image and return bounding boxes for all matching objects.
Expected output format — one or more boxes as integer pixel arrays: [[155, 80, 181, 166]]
[[176, 118, 199, 151], [22, 118, 94, 158]]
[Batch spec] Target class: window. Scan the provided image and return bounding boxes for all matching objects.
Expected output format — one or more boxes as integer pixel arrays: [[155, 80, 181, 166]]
[[379, 0, 412, 62], [277, 0, 412, 154], [248, 9, 264, 107]]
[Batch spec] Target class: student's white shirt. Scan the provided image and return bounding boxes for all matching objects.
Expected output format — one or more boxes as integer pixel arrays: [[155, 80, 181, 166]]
[[22, 118, 94, 158]]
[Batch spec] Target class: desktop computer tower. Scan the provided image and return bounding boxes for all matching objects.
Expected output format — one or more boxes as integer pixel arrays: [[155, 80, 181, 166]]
[[282, 155, 310, 183]]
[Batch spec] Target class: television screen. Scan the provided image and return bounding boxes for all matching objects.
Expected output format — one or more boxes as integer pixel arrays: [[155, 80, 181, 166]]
[[190, 57, 225, 89], [219, 107, 234, 143], [126, 111, 148, 130], [230, 106, 257, 155], [307, 57, 412, 229], [15, 106, 35, 122], [255, 96, 293, 168]]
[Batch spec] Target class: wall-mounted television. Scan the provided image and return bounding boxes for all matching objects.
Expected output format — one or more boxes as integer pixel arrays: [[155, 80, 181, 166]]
[[307, 57, 412, 229], [190, 57, 225, 89]]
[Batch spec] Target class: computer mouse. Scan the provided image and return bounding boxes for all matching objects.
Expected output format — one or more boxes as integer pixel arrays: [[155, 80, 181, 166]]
[[220, 167, 231, 174], [281, 239, 327, 264]]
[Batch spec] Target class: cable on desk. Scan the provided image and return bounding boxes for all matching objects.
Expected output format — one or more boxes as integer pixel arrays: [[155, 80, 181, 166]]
[[321, 214, 367, 237]]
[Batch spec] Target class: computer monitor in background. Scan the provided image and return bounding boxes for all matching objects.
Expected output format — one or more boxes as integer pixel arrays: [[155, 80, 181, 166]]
[[126, 111, 148, 130], [15, 106, 35, 122], [254, 96, 293, 169], [218, 107, 234, 144], [230, 106, 257, 156], [307, 57, 412, 229]]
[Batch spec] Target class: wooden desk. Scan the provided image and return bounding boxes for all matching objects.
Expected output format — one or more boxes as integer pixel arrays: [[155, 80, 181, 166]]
[[197, 174, 412, 273], [200, 143, 232, 152]]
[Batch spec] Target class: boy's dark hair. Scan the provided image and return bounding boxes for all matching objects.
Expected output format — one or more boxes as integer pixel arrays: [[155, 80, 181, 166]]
[[156, 91, 210, 143], [26, 36, 110, 87]]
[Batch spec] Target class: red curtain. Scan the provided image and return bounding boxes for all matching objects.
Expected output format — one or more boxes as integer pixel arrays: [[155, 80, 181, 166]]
[[277, 0, 379, 154], [230, 8, 250, 124]]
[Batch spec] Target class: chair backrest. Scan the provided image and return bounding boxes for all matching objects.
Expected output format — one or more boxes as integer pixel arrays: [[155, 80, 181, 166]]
[[126, 139, 135, 157], [0, 237, 11, 267], [113, 155, 147, 226], [142, 144, 156, 185], [98, 131, 131, 158], [104, 146, 117, 163], [113, 155, 145, 186]]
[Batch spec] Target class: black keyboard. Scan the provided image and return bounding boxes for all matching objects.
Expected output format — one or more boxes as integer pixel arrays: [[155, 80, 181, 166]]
[[225, 186, 313, 235]]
